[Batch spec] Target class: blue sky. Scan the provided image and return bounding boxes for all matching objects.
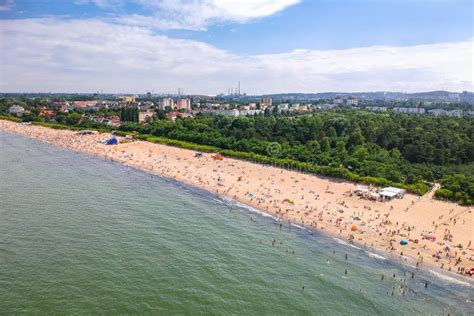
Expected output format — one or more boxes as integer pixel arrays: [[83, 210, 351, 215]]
[[0, 0, 473, 94], [170, 0, 474, 54]]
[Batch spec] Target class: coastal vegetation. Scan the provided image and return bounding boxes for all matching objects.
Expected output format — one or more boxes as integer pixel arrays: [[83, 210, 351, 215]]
[[434, 174, 474, 204], [1, 97, 472, 204], [116, 112, 473, 204]]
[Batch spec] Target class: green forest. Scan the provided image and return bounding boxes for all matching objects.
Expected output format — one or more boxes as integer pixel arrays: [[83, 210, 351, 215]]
[[117, 111, 474, 204], [1, 96, 472, 205]]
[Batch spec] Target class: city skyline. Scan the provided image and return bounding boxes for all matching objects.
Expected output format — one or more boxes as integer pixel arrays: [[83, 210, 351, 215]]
[[0, 0, 473, 94]]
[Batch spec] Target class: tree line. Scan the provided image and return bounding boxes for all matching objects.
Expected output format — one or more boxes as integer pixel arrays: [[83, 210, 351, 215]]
[[1, 96, 472, 205], [118, 111, 473, 204]]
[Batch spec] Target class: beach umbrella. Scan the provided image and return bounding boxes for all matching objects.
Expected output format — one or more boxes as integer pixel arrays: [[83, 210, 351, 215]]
[[351, 225, 358, 231], [400, 239, 408, 245], [212, 153, 224, 160]]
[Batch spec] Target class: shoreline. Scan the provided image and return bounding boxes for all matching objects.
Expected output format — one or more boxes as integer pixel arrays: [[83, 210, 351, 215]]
[[225, 193, 473, 287], [1, 120, 473, 285]]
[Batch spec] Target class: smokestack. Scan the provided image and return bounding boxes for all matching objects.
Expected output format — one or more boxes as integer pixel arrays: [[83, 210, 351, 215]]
[[238, 81, 241, 96]]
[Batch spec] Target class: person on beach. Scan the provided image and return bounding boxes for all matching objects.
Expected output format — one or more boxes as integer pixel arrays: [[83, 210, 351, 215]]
[[4, 121, 473, 280]]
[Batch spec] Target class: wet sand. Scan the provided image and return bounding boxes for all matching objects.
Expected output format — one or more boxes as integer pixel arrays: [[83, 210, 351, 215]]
[[1, 120, 472, 281]]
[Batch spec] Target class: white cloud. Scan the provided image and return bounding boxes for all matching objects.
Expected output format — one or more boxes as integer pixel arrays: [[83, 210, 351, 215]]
[[212, 0, 300, 20], [109, 0, 301, 30], [0, 0, 14, 11], [74, 0, 123, 9], [0, 18, 472, 94]]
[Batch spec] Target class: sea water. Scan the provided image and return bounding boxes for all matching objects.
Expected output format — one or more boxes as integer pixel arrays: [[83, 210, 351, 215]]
[[0, 131, 472, 315]]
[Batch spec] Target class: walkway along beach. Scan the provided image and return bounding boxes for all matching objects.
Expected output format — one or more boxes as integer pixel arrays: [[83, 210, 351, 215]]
[[1, 120, 472, 283]]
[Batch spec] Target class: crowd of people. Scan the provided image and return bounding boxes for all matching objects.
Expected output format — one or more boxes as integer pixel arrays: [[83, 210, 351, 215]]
[[2, 120, 472, 281]]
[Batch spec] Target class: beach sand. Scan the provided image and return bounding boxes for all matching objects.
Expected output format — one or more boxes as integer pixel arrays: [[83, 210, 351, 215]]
[[2, 120, 473, 281]]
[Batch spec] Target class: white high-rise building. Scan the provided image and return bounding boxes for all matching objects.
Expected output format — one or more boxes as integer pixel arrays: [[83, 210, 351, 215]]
[[159, 98, 174, 110]]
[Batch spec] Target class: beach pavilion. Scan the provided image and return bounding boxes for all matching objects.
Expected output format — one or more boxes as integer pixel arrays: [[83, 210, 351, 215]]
[[379, 187, 405, 201]]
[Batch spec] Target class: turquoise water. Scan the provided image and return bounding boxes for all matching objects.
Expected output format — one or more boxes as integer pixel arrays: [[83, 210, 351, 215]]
[[0, 131, 472, 315]]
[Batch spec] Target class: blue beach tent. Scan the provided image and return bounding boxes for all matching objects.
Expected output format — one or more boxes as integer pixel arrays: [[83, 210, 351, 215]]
[[106, 138, 118, 145]]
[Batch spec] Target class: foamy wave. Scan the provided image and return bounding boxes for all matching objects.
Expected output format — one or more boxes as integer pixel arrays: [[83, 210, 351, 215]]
[[332, 238, 362, 250], [246, 207, 277, 220], [221, 196, 234, 204], [228, 199, 279, 221], [365, 251, 386, 260], [333, 238, 350, 246], [291, 224, 306, 230], [212, 198, 224, 204], [220, 196, 284, 221], [429, 270, 472, 287]]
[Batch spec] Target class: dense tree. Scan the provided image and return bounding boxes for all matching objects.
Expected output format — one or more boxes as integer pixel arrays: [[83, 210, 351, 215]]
[[1, 96, 471, 204], [114, 110, 473, 204]]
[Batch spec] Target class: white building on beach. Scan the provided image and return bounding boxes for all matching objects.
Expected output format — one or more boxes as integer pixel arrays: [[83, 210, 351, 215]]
[[379, 187, 405, 201], [9, 105, 25, 117]]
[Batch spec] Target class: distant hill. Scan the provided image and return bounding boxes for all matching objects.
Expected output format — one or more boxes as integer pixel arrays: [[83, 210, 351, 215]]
[[259, 91, 474, 103], [1, 90, 474, 104]]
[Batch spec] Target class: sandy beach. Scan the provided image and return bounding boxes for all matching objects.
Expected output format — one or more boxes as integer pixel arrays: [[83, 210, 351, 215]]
[[1, 120, 473, 282]]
